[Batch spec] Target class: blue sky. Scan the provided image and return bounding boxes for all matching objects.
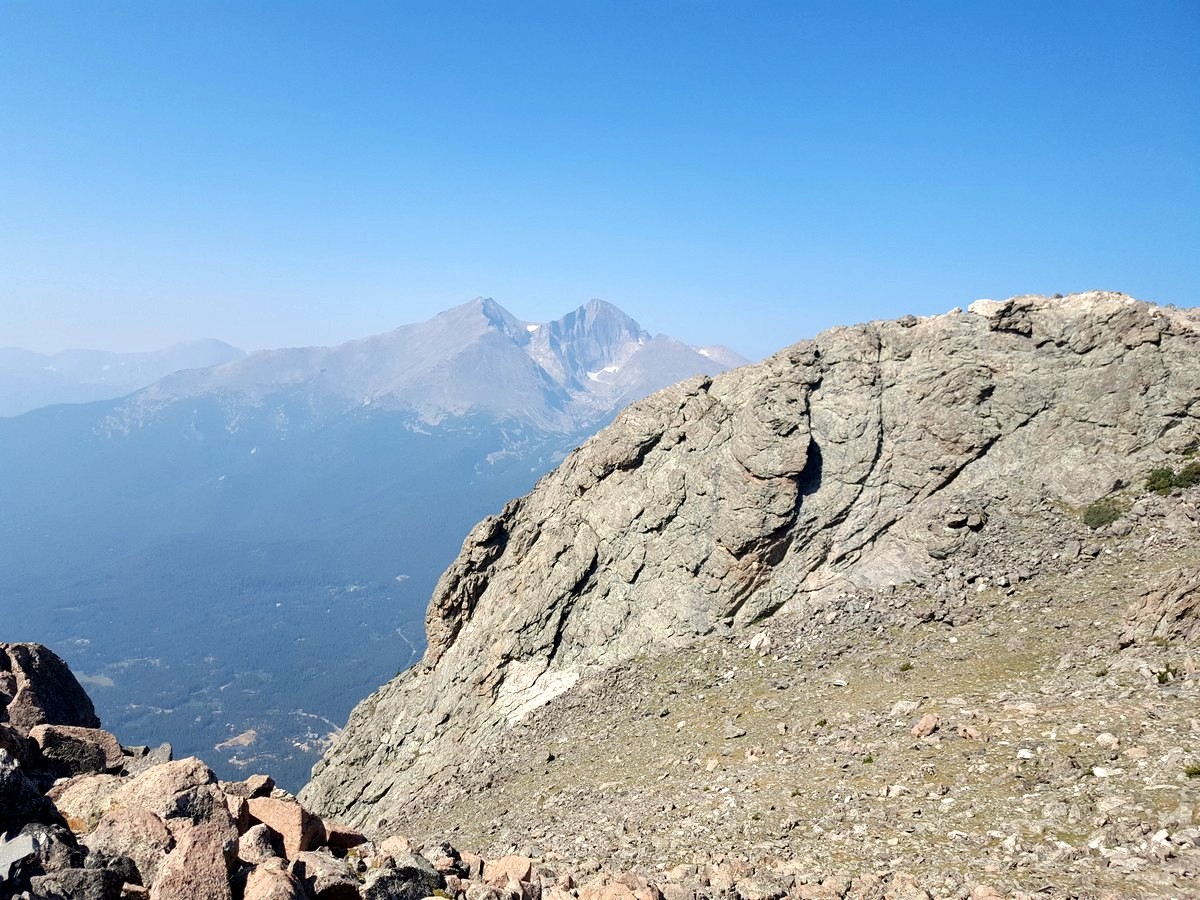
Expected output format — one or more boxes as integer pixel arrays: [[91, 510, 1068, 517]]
[[1, 0, 1196, 360]]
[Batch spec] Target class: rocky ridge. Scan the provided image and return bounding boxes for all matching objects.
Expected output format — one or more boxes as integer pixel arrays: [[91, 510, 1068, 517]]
[[361, 489, 1200, 898], [293, 292, 1200, 896], [303, 292, 1199, 820]]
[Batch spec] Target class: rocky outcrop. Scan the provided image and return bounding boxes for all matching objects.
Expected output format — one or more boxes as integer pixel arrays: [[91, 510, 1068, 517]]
[[1121, 566, 1200, 648], [1, 643, 100, 733], [301, 292, 1200, 828]]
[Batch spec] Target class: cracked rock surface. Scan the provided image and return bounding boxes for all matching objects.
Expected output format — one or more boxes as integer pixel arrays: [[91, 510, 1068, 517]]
[[301, 293, 1200, 841]]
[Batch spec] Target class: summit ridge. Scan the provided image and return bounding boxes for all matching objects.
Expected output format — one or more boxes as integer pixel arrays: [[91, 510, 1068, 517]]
[[298, 291, 1200, 896]]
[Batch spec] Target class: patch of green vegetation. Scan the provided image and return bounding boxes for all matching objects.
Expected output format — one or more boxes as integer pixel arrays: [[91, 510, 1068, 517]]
[[898, 662, 914, 673], [1082, 498, 1124, 529], [1147, 468, 1177, 495], [815, 718, 827, 728], [1185, 763, 1200, 779], [1147, 462, 1200, 495]]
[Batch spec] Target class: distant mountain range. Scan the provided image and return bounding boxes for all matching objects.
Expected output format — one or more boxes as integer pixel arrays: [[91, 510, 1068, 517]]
[[0, 339, 247, 417], [0, 298, 747, 788], [108, 298, 745, 432]]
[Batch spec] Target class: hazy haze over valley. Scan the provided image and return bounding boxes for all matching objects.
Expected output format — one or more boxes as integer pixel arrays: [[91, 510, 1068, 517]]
[[0, 297, 745, 788]]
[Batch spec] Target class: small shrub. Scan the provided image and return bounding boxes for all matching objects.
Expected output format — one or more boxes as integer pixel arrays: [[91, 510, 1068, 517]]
[[1147, 462, 1200, 495], [1082, 499, 1123, 529], [863, 755, 874, 764], [1179, 461, 1200, 488], [815, 718, 827, 728], [1185, 763, 1200, 779], [1147, 467, 1178, 495], [898, 661, 914, 673]]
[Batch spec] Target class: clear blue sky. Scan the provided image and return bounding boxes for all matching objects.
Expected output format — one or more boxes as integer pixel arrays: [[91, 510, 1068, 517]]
[[1, 0, 1196, 360]]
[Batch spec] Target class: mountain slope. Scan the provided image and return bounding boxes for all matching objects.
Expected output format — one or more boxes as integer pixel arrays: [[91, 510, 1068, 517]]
[[302, 292, 1200, 832], [0, 339, 246, 416]]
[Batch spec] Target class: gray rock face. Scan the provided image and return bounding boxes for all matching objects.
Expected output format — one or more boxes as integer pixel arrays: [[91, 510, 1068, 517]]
[[0, 644, 100, 733], [289, 849, 360, 900], [0, 831, 38, 885], [1120, 567, 1200, 648], [28, 726, 124, 779], [301, 293, 1200, 828]]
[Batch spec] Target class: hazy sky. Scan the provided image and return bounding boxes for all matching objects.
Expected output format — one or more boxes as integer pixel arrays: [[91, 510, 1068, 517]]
[[1, 1, 1196, 360]]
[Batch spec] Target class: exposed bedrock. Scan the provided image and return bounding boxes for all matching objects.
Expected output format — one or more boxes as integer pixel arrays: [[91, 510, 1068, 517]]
[[300, 292, 1200, 828]]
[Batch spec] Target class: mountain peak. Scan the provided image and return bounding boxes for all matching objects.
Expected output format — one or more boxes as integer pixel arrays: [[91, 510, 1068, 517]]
[[430, 297, 525, 341], [86, 297, 743, 433], [581, 297, 630, 317], [522, 300, 649, 391], [576, 298, 644, 331]]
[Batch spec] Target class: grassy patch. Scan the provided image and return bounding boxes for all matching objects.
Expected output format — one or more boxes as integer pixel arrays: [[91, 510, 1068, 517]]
[[1082, 498, 1124, 529]]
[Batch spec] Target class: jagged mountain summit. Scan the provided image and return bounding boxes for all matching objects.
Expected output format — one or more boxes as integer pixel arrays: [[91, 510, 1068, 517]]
[[0, 298, 744, 790], [301, 292, 1200, 896], [123, 298, 748, 433], [0, 338, 246, 417]]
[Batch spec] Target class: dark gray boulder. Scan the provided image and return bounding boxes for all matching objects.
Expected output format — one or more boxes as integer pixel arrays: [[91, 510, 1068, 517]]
[[0, 752, 65, 836], [28, 867, 124, 900], [360, 853, 444, 900]]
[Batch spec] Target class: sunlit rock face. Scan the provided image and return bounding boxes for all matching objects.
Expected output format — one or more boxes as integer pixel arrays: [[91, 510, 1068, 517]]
[[300, 292, 1199, 829]]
